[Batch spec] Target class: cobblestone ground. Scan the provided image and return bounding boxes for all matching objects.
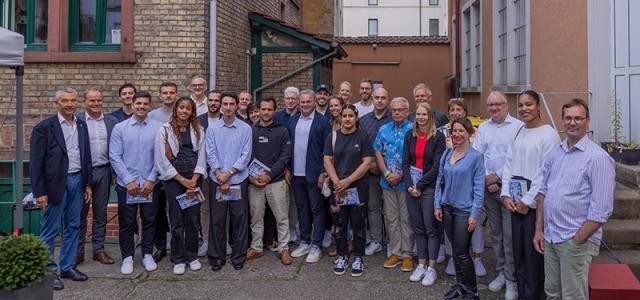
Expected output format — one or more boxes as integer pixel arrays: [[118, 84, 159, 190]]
[[54, 239, 503, 300]]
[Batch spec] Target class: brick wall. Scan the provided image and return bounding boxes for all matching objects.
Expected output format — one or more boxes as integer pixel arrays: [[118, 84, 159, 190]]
[[260, 53, 313, 108]]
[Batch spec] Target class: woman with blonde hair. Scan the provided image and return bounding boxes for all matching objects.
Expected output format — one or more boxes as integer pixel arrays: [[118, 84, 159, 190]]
[[402, 102, 446, 286]]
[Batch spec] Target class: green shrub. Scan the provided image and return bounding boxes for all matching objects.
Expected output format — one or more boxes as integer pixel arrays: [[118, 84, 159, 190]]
[[0, 235, 49, 291]]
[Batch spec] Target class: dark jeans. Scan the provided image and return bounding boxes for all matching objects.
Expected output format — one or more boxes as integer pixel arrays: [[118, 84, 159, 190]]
[[291, 176, 326, 247], [512, 208, 545, 300], [78, 165, 111, 255], [333, 204, 367, 257], [207, 179, 249, 267], [164, 180, 200, 264], [153, 183, 169, 251], [442, 205, 477, 294], [116, 185, 159, 259], [406, 188, 440, 261]]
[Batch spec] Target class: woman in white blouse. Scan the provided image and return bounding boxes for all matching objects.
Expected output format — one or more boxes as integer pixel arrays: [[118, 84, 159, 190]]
[[500, 90, 560, 300]]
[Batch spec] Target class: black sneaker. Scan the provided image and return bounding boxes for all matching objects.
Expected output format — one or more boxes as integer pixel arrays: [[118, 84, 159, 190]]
[[351, 256, 364, 277], [444, 284, 464, 300], [334, 256, 348, 275]]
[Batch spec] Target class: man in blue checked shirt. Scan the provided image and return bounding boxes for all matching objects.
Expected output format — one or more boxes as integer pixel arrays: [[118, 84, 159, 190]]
[[533, 98, 615, 300], [110, 91, 163, 275]]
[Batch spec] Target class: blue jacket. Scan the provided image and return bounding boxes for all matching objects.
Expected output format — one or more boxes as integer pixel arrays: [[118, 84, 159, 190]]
[[287, 111, 331, 183], [30, 115, 92, 204]]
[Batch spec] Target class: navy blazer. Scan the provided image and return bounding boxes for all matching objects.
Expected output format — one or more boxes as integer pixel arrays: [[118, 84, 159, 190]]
[[197, 113, 222, 131], [402, 130, 446, 190], [287, 111, 331, 183], [30, 115, 92, 204]]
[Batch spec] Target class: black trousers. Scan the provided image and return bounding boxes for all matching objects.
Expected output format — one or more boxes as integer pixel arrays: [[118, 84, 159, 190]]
[[333, 204, 366, 257], [153, 183, 169, 251], [512, 208, 545, 300], [442, 205, 477, 294], [116, 185, 159, 259], [78, 164, 111, 255], [164, 179, 200, 264], [207, 179, 249, 266]]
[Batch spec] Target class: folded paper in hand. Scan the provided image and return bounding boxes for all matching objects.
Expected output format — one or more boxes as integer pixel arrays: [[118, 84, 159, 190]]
[[216, 185, 242, 202], [336, 187, 360, 206], [248, 159, 271, 178], [176, 187, 205, 210]]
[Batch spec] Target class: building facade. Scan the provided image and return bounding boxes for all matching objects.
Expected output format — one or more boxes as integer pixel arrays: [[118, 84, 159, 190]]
[[337, 0, 448, 37]]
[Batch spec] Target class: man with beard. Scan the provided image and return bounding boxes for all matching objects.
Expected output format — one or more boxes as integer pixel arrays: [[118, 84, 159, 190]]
[[354, 79, 374, 117], [189, 75, 208, 116], [315, 84, 331, 118]]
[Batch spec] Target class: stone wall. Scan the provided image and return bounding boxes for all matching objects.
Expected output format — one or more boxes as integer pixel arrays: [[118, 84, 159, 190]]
[[260, 52, 313, 108]]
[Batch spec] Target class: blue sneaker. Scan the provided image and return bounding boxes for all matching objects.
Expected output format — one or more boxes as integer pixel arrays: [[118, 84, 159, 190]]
[[334, 256, 348, 275], [351, 256, 364, 277]]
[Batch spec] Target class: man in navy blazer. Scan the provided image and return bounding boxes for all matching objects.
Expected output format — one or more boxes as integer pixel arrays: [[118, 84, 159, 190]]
[[30, 87, 92, 290], [287, 89, 331, 263], [75, 88, 119, 266]]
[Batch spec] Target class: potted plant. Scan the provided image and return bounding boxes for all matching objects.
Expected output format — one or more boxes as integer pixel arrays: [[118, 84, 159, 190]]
[[602, 94, 624, 162], [621, 142, 640, 165], [0, 234, 53, 300]]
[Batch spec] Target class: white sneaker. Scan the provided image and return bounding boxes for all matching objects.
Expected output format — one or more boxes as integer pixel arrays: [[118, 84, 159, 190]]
[[364, 242, 382, 256], [198, 240, 208, 257], [505, 280, 519, 300], [322, 230, 333, 248], [473, 257, 487, 277], [121, 256, 134, 275], [226, 242, 233, 255], [189, 259, 202, 271], [409, 264, 427, 282], [305, 247, 322, 263], [142, 254, 158, 272], [488, 272, 506, 292], [445, 258, 455, 276], [421, 267, 437, 286], [173, 263, 186, 275], [436, 244, 446, 263], [291, 242, 311, 258]]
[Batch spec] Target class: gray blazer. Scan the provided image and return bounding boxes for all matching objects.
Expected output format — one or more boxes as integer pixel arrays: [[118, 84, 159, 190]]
[[76, 112, 119, 179]]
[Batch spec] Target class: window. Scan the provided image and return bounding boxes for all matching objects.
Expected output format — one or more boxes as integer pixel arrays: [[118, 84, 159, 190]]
[[368, 18, 378, 36], [368, 0, 378, 5], [461, 0, 481, 90], [493, 0, 529, 87], [429, 19, 439, 36], [1, 0, 48, 51], [429, 0, 439, 6], [69, 0, 121, 51]]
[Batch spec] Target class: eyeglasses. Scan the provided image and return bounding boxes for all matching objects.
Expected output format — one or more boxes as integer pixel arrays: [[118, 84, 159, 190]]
[[391, 108, 408, 113], [563, 116, 587, 124]]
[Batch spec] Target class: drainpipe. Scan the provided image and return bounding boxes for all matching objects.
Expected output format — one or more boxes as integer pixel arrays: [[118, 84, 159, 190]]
[[419, 0, 422, 36], [253, 47, 340, 100], [454, 0, 461, 97], [209, 0, 217, 88]]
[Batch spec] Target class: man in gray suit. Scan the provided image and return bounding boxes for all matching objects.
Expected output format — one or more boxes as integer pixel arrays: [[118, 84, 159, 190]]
[[76, 88, 119, 265]]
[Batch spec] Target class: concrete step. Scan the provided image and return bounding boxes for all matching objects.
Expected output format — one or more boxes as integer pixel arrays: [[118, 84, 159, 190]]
[[602, 219, 640, 250], [593, 249, 640, 280], [613, 184, 640, 219], [617, 163, 640, 190]]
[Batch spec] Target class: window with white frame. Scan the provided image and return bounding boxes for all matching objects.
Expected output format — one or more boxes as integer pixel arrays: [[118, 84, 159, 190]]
[[461, 0, 481, 89], [429, 19, 439, 36], [493, 0, 529, 87], [368, 18, 378, 36]]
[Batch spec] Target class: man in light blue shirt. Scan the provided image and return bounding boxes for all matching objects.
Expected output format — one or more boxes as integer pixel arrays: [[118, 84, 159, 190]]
[[206, 92, 253, 271], [473, 91, 523, 299], [110, 91, 162, 275], [534, 99, 615, 300]]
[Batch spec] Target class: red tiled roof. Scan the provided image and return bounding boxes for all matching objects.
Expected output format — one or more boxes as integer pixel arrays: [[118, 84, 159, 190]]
[[334, 35, 449, 44]]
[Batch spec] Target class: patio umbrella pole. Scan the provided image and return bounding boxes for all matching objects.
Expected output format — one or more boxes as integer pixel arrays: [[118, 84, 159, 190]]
[[13, 65, 24, 236]]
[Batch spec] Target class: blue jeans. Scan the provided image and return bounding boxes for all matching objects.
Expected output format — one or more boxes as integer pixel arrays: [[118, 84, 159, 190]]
[[292, 176, 325, 248], [40, 173, 83, 273]]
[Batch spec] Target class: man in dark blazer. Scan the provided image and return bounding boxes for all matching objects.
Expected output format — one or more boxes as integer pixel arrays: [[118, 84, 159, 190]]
[[30, 87, 93, 290], [286, 89, 331, 263], [75, 88, 119, 266]]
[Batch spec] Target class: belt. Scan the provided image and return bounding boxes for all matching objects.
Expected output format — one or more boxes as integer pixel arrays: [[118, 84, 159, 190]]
[[68, 171, 81, 175], [92, 164, 110, 169]]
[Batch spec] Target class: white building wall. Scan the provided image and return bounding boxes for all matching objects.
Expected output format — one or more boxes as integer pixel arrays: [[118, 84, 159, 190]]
[[341, 0, 448, 36]]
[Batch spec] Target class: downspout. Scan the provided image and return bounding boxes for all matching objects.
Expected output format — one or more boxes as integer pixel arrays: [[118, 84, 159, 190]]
[[209, 0, 217, 88], [253, 47, 340, 100], [454, 0, 461, 97], [419, 0, 422, 36]]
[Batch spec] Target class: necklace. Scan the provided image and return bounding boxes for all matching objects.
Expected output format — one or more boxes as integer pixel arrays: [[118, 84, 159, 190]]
[[179, 125, 187, 133]]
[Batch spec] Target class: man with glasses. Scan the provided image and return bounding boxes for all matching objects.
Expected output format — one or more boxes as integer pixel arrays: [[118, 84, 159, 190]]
[[189, 75, 208, 116], [473, 91, 523, 300], [354, 78, 374, 117], [534, 99, 615, 299], [374, 97, 415, 272]]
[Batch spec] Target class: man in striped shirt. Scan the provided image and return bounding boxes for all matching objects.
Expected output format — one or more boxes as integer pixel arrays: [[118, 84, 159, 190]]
[[534, 98, 615, 300]]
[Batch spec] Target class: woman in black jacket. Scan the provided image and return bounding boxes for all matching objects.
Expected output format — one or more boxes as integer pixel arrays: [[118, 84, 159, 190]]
[[402, 102, 446, 286]]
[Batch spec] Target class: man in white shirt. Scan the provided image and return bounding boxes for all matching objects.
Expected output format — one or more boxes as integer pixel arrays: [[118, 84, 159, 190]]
[[354, 78, 374, 117], [473, 91, 523, 300], [189, 75, 208, 116]]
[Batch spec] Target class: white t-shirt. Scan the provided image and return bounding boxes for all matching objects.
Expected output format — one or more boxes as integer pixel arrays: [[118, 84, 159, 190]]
[[354, 101, 374, 118]]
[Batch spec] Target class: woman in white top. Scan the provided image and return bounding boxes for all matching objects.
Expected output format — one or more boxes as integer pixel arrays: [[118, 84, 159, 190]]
[[154, 97, 207, 275], [500, 90, 560, 300]]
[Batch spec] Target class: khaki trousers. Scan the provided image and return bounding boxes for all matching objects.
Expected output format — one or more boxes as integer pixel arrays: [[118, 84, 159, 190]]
[[383, 188, 414, 257], [248, 180, 290, 252]]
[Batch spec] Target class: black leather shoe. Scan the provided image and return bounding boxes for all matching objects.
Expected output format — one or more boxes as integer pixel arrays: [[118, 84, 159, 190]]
[[233, 263, 244, 270], [444, 284, 464, 300], [152, 249, 167, 263], [211, 259, 225, 271], [52, 274, 64, 290], [60, 268, 88, 281]]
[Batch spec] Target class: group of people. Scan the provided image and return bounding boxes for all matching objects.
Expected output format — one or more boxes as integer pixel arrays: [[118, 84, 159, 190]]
[[31, 75, 615, 300]]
